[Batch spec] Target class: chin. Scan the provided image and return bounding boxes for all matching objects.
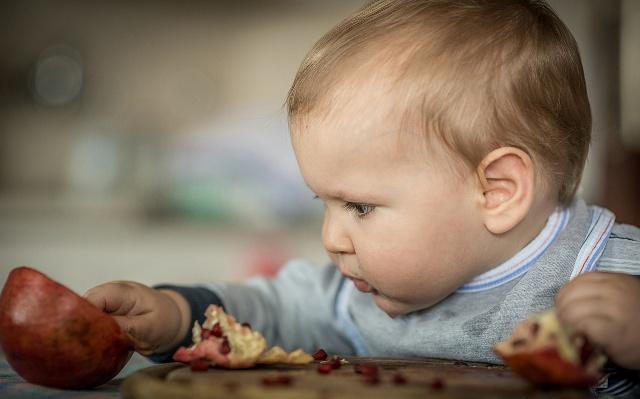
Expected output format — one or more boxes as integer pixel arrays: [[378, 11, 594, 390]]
[[373, 295, 412, 319], [374, 294, 437, 318]]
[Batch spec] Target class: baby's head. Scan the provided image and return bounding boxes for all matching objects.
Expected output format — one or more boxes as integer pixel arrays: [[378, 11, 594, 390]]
[[287, 0, 591, 317]]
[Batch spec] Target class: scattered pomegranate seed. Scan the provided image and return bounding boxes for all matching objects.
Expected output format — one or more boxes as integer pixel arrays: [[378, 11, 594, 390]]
[[201, 329, 211, 340], [329, 356, 342, 369], [261, 375, 292, 386], [219, 337, 231, 355], [363, 375, 380, 385], [392, 373, 407, 384], [430, 378, 445, 390], [224, 381, 239, 391], [317, 363, 333, 374], [313, 348, 328, 361], [190, 359, 210, 372], [354, 364, 379, 377], [211, 323, 224, 338]]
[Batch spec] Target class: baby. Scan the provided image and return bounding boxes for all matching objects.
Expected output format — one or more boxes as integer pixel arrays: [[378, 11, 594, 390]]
[[86, 0, 640, 394]]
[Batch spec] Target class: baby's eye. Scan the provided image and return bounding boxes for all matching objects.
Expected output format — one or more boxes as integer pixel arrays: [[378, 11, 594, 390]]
[[343, 202, 375, 218]]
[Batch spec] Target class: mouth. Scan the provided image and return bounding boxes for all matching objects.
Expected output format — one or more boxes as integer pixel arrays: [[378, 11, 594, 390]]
[[347, 276, 376, 294]]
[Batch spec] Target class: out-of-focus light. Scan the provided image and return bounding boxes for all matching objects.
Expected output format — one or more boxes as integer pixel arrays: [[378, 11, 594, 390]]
[[31, 44, 83, 106]]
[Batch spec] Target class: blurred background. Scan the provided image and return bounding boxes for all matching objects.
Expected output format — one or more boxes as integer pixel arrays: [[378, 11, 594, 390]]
[[0, 0, 639, 293]]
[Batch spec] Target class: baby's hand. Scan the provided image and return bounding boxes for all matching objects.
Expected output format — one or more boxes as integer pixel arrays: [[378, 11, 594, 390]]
[[84, 282, 190, 356], [556, 272, 640, 370]]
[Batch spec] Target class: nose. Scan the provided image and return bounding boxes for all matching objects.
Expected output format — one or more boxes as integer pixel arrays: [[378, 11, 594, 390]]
[[322, 209, 354, 255]]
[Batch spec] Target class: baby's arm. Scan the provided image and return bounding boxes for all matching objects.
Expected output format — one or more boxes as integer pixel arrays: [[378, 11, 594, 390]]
[[555, 272, 640, 370], [84, 282, 191, 356]]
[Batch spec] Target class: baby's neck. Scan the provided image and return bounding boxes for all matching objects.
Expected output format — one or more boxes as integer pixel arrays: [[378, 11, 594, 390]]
[[483, 199, 560, 272]]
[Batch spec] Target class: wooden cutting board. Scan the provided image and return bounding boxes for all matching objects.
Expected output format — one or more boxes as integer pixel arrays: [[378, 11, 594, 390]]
[[121, 357, 592, 399]]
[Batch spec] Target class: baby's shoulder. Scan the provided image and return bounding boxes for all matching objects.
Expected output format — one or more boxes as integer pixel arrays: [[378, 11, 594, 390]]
[[596, 222, 640, 275], [609, 222, 640, 242]]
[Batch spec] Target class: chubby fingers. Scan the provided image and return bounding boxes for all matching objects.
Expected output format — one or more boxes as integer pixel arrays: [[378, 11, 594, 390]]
[[555, 272, 629, 319], [556, 272, 611, 308], [84, 283, 158, 355], [83, 281, 144, 315], [555, 272, 638, 359]]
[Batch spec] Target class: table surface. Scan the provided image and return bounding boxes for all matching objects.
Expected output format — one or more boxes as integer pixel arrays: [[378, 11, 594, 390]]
[[1, 351, 597, 399], [0, 351, 154, 399]]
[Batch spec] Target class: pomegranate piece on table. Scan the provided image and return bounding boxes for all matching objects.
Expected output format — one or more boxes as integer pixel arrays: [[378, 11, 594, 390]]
[[173, 305, 313, 369], [494, 309, 606, 388], [0, 266, 133, 389], [258, 346, 313, 365]]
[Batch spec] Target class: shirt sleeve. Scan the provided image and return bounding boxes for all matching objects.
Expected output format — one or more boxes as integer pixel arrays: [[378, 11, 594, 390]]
[[595, 223, 640, 275], [200, 259, 357, 356], [595, 368, 640, 398], [146, 285, 224, 363]]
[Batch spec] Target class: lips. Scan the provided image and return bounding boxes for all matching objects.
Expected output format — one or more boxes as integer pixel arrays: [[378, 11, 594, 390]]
[[336, 262, 376, 293], [350, 277, 374, 293]]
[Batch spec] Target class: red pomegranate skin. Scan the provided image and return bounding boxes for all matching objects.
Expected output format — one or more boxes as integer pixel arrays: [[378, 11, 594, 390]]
[[497, 347, 600, 388], [0, 267, 133, 389]]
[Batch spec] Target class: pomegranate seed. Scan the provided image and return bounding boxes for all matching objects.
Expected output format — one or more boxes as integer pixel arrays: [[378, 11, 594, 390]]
[[354, 364, 378, 376], [363, 375, 380, 385], [211, 323, 223, 338], [313, 348, 328, 361], [276, 375, 292, 385], [224, 381, 239, 391], [392, 373, 407, 384], [317, 363, 333, 374], [261, 375, 292, 386], [531, 322, 540, 336], [241, 322, 252, 329], [219, 337, 231, 355], [201, 329, 211, 340], [190, 359, 210, 372], [329, 356, 342, 369], [430, 378, 445, 390]]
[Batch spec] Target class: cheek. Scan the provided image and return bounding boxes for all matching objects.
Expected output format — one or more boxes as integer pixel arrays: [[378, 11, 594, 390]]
[[355, 226, 431, 286], [354, 210, 465, 290]]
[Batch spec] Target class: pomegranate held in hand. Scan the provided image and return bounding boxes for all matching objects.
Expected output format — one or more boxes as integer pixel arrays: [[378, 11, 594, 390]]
[[494, 309, 606, 388], [0, 266, 133, 389]]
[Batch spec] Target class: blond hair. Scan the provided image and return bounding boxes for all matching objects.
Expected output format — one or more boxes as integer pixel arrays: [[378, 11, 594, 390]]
[[287, 0, 591, 206]]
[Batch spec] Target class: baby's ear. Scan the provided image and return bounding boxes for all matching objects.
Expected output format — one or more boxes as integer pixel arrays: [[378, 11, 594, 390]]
[[476, 147, 534, 234]]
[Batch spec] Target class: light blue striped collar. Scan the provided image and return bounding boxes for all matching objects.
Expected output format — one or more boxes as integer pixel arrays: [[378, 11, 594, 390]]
[[458, 207, 570, 293]]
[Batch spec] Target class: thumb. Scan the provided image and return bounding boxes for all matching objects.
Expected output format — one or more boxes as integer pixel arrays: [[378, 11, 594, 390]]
[[111, 315, 158, 356]]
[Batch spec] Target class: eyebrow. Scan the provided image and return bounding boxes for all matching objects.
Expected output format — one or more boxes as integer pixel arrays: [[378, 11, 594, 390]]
[[310, 186, 380, 203], [324, 190, 350, 201]]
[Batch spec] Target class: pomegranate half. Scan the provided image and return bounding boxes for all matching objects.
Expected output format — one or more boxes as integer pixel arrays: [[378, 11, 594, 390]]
[[0, 266, 133, 389]]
